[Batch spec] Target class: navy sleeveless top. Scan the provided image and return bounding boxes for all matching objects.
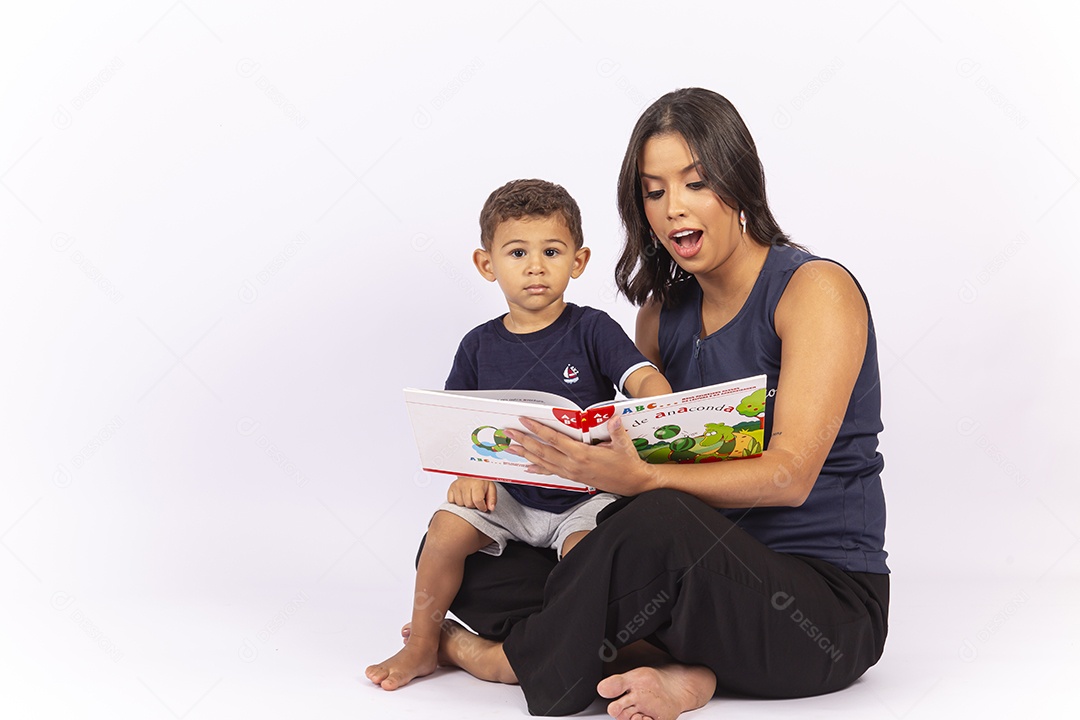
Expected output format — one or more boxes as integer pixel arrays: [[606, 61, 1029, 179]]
[[658, 245, 889, 573]]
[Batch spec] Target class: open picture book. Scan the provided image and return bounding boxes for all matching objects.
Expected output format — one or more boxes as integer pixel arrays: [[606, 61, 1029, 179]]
[[404, 374, 769, 492]]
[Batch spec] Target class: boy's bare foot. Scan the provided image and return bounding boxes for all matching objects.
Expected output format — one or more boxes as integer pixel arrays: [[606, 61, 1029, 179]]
[[365, 635, 439, 691], [437, 619, 518, 684], [597, 665, 716, 720]]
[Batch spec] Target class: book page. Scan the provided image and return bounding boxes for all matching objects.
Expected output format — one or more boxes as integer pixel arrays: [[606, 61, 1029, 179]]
[[435, 388, 582, 409], [404, 388, 591, 491], [595, 375, 770, 464]]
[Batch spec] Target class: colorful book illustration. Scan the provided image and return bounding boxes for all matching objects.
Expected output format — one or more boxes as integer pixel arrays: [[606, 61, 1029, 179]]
[[404, 374, 769, 492]]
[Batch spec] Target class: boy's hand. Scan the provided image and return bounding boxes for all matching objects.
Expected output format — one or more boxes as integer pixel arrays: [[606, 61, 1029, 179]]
[[447, 477, 497, 512]]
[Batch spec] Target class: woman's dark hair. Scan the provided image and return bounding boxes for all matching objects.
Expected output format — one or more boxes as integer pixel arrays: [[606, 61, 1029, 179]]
[[615, 88, 803, 307]]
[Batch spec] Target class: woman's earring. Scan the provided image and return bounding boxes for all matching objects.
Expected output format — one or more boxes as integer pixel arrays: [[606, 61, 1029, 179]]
[[739, 210, 747, 235], [649, 229, 658, 246]]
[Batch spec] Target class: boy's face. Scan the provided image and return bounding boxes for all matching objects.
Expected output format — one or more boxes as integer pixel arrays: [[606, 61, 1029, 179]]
[[473, 214, 590, 319]]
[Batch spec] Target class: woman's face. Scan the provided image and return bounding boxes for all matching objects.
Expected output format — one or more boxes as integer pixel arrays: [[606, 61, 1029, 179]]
[[638, 132, 744, 275]]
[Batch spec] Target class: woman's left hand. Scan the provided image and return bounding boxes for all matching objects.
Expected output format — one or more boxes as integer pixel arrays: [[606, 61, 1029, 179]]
[[504, 415, 656, 496]]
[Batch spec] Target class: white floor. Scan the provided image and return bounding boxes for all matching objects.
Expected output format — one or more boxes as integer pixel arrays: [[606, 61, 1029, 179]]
[[3, 567, 1077, 718]]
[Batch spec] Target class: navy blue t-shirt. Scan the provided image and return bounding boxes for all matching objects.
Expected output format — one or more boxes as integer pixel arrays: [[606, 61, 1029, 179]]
[[445, 303, 653, 513], [658, 245, 888, 574]]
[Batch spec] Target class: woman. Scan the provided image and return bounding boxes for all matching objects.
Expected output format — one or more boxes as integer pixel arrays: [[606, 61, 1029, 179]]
[[434, 88, 889, 720]]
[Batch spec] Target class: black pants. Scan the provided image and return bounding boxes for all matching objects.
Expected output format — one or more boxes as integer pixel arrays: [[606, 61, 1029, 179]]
[[425, 488, 889, 716]]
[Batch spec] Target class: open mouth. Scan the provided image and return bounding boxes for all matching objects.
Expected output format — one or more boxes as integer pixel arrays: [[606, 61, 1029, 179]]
[[669, 229, 703, 258]]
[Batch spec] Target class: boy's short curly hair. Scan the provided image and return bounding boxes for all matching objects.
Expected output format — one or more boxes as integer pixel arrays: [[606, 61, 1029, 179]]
[[479, 179, 584, 250]]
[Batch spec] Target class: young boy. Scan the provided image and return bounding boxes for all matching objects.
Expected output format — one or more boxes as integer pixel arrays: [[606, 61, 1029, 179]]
[[365, 179, 670, 691]]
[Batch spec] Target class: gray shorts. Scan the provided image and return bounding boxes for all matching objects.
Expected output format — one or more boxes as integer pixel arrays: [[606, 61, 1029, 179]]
[[436, 483, 617, 560]]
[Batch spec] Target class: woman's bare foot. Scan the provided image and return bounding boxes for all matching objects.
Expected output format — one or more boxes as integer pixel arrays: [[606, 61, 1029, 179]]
[[438, 619, 518, 684], [597, 665, 716, 720], [365, 634, 439, 691]]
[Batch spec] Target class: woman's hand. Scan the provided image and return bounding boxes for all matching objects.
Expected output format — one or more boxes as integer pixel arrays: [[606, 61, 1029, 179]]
[[504, 415, 657, 496]]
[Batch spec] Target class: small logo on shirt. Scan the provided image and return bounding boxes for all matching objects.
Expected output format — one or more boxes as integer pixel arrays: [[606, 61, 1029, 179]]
[[563, 364, 579, 384]]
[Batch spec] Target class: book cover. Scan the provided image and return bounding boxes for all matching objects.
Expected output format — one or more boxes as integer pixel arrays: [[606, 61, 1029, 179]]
[[404, 374, 769, 492]]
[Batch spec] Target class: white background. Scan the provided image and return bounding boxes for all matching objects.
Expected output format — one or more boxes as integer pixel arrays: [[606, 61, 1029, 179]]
[[2, 1, 1077, 718]]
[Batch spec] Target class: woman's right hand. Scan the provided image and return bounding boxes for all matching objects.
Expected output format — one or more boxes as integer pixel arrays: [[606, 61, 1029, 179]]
[[504, 416, 657, 497], [447, 477, 497, 512]]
